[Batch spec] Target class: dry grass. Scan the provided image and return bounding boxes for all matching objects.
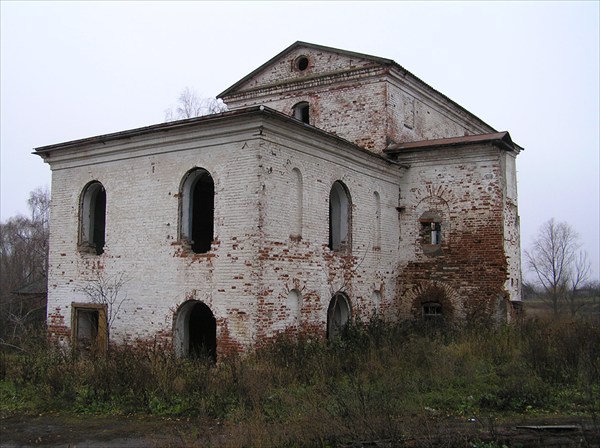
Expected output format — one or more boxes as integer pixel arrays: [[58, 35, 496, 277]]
[[1, 318, 599, 447]]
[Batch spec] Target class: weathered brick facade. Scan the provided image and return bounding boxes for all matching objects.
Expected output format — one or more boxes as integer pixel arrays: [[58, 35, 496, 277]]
[[36, 42, 522, 358]]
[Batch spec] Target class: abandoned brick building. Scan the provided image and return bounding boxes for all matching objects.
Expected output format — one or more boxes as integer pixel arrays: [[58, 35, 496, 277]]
[[36, 42, 523, 358]]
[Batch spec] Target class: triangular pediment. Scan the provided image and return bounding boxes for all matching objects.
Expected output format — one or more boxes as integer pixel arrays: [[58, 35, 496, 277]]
[[218, 41, 394, 99]]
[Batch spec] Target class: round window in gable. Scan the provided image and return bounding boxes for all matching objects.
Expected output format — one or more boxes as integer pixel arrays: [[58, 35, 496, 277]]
[[295, 55, 309, 71]]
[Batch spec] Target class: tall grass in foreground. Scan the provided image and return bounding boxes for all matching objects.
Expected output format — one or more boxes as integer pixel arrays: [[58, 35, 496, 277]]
[[1, 318, 598, 445]]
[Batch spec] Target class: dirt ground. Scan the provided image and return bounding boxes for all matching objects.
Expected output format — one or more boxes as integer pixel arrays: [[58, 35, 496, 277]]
[[1, 413, 598, 447]]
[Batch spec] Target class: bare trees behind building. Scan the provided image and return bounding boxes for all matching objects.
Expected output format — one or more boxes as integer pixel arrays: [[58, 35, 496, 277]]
[[164, 87, 227, 121], [0, 187, 49, 345]]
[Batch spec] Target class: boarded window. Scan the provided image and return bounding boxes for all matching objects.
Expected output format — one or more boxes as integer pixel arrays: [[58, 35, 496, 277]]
[[181, 168, 215, 254], [79, 181, 106, 255]]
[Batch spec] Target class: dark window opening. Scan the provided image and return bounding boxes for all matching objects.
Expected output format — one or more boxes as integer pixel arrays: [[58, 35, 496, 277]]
[[92, 190, 106, 255], [80, 182, 106, 255], [296, 56, 309, 71], [329, 181, 351, 252], [181, 169, 214, 254], [191, 175, 214, 253], [188, 302, 217, 362], [422, 302, 442, 319], [292, 102, 310, 124]]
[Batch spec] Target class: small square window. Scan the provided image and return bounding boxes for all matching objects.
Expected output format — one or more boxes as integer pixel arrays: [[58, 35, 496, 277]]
[[422, 302, 442, 319]]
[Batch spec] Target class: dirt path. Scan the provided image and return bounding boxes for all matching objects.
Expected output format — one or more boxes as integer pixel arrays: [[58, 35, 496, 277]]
[[0, 414, 226, 448], [1, 413, 598, 447]]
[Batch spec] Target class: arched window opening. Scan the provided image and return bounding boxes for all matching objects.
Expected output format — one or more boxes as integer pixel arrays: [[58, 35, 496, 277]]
[[329, 181, 351, 252], [373, 191, 381, 250], [422, 302, 442, 320], [290, 168, 303, 240], [327, 292, 351, 340], [181, 168, 214, 254], [80, 181, 106, 255], [292, 102, 310, 124], [174, 300, 217, 362]]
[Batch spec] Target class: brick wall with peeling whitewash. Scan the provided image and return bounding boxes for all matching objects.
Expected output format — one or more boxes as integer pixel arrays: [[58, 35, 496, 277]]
[[45, 116, 401, 356], [394, 144, 519, 322], [222, 47, 494, 152], [502, 152, 522, 304], [253, 130, 400, 340], [47, 123, 264, 354]]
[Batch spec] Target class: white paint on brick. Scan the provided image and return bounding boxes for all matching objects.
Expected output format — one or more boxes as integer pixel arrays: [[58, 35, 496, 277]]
[[39, 43, 523, 354]]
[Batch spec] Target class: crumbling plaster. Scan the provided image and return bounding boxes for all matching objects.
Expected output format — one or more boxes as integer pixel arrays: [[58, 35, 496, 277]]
[[39, 42, 522, 356]]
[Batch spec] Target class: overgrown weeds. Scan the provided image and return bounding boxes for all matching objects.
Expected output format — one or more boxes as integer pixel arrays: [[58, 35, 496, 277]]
[[1, 318, 598, 445]]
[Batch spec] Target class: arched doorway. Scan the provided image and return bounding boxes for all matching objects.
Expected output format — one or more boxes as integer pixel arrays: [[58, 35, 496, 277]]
[[327, 292, 351, 340], [174, 300, 216, 361]]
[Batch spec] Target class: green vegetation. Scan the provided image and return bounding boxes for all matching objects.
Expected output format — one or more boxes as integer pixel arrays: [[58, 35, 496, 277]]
[[1, 319, 599, 446]]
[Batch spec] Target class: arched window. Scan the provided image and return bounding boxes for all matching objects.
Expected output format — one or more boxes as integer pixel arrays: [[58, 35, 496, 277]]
[[79, 181, 106, 255], [181, 168, 214, 254], [327, 292, 351, 340], [290, 168, 303, 240], [329, 181, 351, 252], [292, 102, 310, 124]]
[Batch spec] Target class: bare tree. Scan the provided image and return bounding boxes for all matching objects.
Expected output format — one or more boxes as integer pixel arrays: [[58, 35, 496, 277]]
[[164, 87, 227, 121], [80, 271, 129, 332], [525, 218, 591, 317], [564, 251, 591, 317], [0, 187, 50, 344]]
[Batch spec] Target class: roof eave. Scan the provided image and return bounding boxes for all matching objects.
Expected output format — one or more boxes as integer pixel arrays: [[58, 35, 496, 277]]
[[384, 132, 523, 155], [34, 105, 391, 164], [33, 107, 264, 156]]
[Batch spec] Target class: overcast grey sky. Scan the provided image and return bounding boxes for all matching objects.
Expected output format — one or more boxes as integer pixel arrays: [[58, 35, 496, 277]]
[[1, 1, 599, 281]]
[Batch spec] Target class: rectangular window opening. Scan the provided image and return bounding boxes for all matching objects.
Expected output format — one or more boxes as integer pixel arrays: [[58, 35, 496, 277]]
[[72, 303, 107, 354]]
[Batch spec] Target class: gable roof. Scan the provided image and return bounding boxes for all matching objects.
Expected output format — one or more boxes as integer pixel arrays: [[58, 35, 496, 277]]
[[217, 41, 396, 99], [217, 41, 495, 133]]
